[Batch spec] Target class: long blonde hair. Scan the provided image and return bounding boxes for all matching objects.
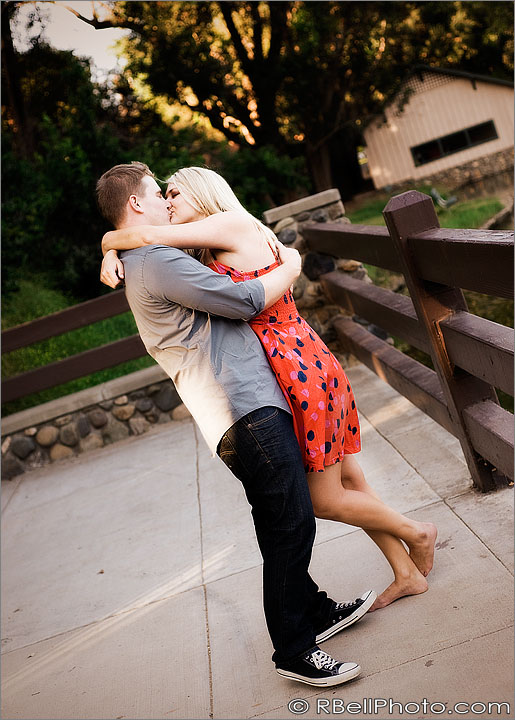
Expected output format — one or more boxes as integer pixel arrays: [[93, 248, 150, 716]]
[[166, 167, 278, 264]]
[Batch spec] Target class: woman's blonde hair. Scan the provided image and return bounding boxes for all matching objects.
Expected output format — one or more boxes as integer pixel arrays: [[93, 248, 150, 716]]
[[166, 167, 278, 264]]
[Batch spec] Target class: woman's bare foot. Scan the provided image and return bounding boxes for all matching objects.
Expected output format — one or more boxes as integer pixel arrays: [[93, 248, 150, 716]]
[[369, 571, 428, 611], [407, 522, 438, 577]]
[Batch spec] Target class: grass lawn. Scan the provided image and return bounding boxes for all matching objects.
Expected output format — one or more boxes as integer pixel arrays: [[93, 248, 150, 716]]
[[346, 186, 504, 227]]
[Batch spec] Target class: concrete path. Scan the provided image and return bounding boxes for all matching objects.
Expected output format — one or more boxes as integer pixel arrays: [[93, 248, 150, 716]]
[[2, 364, 513, 720]]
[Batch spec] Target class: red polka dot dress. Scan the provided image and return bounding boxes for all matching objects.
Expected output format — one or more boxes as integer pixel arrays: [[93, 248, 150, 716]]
[[209, 259, 361, 473]]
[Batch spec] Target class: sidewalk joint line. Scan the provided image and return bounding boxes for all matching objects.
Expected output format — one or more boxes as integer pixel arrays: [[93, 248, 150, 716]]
[[194, 423, 214, 720], [1, 475, 24, 516]]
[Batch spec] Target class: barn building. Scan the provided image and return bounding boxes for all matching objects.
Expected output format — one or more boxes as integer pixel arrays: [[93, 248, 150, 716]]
[[362, 66, 514, 193]]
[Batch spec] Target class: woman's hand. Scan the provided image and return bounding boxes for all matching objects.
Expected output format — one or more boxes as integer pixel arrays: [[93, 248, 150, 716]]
[[100, 249, 125, 288], [275, 240, 302, 276], [274, 239, 301, 294]]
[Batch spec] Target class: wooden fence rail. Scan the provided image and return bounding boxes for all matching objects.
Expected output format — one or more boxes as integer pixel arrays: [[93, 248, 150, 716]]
[[2, 190, 513, 490], [2, 290, 146, 403], [304, 190, 514, 491]]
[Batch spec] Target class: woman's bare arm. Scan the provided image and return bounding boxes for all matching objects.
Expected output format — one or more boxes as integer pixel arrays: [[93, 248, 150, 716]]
[[101, 211, 249, 256]]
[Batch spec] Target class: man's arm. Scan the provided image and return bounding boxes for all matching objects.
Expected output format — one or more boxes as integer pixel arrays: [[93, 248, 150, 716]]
[[141, 244, 301, 320]]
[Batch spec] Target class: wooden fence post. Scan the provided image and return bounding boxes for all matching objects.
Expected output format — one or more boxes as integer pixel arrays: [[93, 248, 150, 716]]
[[383, 191, 503, 492]]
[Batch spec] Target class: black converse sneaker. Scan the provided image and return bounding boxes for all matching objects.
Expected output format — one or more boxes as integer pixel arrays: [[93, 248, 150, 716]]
[[276, 647, 361, 687], [315, 590, 377, 644]]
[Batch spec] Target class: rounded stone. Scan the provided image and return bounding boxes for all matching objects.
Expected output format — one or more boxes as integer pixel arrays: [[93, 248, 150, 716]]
[[129, 416, 150, 436], [24, 427, 38, 436], [332, 215, 351, 225], [50, 444, 74, 461], [171, 404, 192, 421], [36, 425, 59, 447], [157, 413, 172, 424], [311, 208, 329, 223], [274, 216, 296, 233], [112, 404, 136, 421], [102, 417, 130, 445], [87, 409, 108, 428], [278, 228, 297, 246], [55, 415, 73, 427], [292, 236, 308, 253], [25, 447, 49, 470], [302, 252, 335, 281], [147, 384, 162, 395], [79, 433, 104, 452], [296, 282, 324, 310], [76, 414, 91, 438], [98, 400, 113, 411], [113, 395, 128, 406], [296, 211, 311, 222], [2, 437, 12, 455], [144, 409, 160, 424], [368, 324, 388, 341], [129, 390, 146, 400], [292, 272, 308, 300], [2, 453, 24, 479], [154, 385, 180, 412], [135, 397, 153, 413], [60, 423, 79, 447], [11, 435, 36, 460], [339, 259, 362, 272], [351, 268, 368, 281], [327, 201, 346, 220]]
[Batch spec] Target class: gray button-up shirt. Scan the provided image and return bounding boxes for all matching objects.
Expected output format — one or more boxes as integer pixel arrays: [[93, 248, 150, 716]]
[[120, 246, 290, 453]]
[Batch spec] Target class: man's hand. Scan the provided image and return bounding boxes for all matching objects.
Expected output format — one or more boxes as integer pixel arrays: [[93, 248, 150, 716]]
[[100, 249, 125, 289]]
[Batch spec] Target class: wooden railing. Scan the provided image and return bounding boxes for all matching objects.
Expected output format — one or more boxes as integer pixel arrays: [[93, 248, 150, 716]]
[[1, 290, 146, 402], [304, 190, 514, 491], [2, 190, 513, 490]]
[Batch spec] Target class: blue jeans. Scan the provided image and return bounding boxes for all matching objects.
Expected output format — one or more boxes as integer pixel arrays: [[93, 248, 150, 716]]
[[217, 406, 334, 665]]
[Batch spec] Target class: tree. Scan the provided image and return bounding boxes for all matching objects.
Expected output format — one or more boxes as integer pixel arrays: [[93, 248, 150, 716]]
[[1, 1, 35, 157], [2, 4, 306, 300], [71, 1, 513, 196]]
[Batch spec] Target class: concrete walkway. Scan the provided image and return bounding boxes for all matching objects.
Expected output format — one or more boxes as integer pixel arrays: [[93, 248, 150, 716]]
[[2, 364, 513, 720]]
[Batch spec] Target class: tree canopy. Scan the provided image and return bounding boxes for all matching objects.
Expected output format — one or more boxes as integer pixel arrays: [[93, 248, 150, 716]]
[[72, 1, 513, 191], [2, 0, 513, 301]]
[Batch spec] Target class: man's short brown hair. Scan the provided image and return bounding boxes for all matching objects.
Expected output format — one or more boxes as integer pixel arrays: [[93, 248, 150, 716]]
[[96, 161, 154, 228]]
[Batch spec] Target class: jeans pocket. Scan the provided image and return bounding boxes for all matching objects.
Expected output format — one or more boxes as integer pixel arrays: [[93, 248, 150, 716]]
[[246, 408, 279, 429]]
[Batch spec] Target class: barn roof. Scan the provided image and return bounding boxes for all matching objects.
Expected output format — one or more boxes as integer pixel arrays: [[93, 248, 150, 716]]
[[410, 65, 513, 89]]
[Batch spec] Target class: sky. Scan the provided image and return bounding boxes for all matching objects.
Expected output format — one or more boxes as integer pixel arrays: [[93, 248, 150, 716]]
[[12, 1, 129, 75]]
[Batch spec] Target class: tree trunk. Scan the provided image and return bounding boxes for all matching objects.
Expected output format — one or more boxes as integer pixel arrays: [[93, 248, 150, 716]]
[[328, 128, 367, 201], [305, 140, 334, 193]]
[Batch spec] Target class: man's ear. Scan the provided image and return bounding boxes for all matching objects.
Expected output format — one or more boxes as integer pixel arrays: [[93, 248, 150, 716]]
[[128, 194, 144, 214]]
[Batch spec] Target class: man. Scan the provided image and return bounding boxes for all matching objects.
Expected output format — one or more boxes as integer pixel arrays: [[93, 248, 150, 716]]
[[96, 162, 376, 687]]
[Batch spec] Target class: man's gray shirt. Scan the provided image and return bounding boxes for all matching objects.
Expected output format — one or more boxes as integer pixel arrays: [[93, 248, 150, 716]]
[[120, 245, 290, 453]]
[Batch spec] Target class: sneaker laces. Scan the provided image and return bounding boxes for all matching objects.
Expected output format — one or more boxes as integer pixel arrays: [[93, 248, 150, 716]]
[[334, 598, 362, 610], [309, 649, 340, 671]]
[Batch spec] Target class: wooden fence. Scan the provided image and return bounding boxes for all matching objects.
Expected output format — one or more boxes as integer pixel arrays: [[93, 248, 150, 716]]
[[2, 190, 513, 490], [1, 289, 144, 401], [304, 190, 513, 491]]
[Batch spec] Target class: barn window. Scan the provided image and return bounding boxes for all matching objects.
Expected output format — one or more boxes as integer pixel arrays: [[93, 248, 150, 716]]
[[410, 120, 498, 166]]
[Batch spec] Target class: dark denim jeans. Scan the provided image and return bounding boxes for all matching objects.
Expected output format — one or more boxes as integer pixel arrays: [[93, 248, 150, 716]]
[[217, 406, 334, 666]]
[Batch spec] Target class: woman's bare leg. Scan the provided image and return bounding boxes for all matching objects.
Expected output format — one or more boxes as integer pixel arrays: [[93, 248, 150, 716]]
[[307, 460, 437, 579], [338, 455, 428, 610]]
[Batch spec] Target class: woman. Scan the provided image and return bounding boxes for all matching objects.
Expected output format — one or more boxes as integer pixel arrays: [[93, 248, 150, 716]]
[[101, 166, 436, 610]]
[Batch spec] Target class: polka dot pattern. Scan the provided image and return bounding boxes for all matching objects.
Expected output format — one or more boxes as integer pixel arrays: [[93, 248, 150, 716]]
[[209, 260, 361, 472]]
